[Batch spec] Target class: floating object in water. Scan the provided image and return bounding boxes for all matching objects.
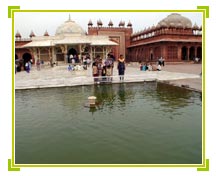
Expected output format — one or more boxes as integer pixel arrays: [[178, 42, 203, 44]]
[[87, 96, 97, 107]]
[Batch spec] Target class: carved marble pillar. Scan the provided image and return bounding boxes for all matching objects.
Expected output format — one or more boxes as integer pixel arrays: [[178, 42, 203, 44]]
[[50, 47, 56, 63], [80, 44, 87, 63], [90, 46, 93, 62], [29, 48, 38, 66], [60, 45, 68, 63]]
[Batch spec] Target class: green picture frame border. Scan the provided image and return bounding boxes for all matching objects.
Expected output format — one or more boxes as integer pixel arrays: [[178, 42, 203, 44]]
[[9, 6, 208, 171]]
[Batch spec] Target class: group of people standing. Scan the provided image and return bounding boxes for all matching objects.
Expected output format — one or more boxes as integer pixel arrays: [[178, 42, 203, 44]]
[[69, 54, 80, 64], [24, 60, 33, 73], [92, 54, 126, 83]]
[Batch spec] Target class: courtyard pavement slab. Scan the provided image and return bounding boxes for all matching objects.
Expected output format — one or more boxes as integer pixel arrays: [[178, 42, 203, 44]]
[[15, 63, 202, 92]]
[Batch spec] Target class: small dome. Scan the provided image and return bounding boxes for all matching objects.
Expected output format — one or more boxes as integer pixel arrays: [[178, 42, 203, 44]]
[[193, 23, 199, 30], [151, 25, 156, 30], [160, 21, 167, 28], [97, 19, 103, 26], [146, 27, 151, 32], [119, 20, 125, 27], [15, 31, 21, 38], [108, 20, 113, 27], [88, 19, 93, 26], [158, 13, 192, 29], [127, 21, 132, 27], [169, 22, 175, 28], [29, 30, 36, 38], [176, 23, 183, 29], [44, 30, 49, 36], [156, 24, 161, 29], [55, 17, 85, 36], [143, 27, 147, 32]]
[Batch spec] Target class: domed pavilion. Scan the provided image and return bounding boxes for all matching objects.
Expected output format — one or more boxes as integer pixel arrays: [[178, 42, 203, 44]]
[[16, 16, 117, 64]]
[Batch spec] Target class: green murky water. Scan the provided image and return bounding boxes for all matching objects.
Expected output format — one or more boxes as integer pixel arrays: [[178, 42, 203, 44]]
[[15, 82, 202, 164]]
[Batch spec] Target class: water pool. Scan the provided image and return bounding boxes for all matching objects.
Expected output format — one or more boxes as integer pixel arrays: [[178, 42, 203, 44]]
[[15, 82, 202, 164]]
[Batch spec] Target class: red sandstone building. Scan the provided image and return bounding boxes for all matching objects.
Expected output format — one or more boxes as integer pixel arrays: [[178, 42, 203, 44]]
[[127, 13, 202, 62], [15, 13, 202, 65], [87, 19, 133, 60]]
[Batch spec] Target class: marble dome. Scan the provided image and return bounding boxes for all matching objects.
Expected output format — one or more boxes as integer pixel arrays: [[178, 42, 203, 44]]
[[55, 17, 85, 36], [157, 13, 192, 29]]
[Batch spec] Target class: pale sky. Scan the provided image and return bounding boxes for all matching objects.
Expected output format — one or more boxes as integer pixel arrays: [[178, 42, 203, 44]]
[[14, 12, 202, 38]]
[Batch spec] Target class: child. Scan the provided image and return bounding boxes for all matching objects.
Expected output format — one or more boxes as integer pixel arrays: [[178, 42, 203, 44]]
[[92, 62, 98, 83], [106, 65, 112, 82], [102, 66, 107, 82], [68, 65, 72, 71]]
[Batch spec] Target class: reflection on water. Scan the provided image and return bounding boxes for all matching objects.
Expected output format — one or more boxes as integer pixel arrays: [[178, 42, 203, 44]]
[[143, 80, 157, 91], [15, 82, 202, 164], [157, 83, 193, 108]]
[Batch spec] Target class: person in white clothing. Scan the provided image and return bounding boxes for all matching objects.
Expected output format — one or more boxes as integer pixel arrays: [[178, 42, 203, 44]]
[[157, 64, 161, 71]]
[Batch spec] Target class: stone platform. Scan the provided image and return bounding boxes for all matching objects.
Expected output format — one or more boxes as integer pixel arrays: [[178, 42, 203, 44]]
[[15, 63, 202, 92]]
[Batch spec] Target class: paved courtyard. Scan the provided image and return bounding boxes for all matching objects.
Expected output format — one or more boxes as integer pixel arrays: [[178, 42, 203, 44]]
[[15, 62, 202, 92]]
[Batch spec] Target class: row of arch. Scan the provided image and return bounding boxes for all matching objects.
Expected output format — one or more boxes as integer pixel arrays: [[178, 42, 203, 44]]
[[15, 46, 114, 66], [182, 46, 202, 61], [127, 45, 202, 62], [16, 45, 202, 68]]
